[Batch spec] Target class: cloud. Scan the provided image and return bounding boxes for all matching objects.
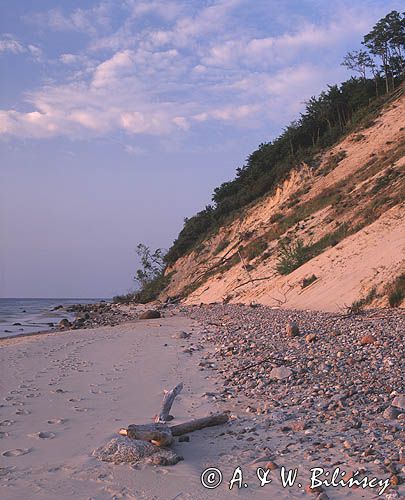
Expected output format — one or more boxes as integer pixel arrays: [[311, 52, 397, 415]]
[[0, 0, 396, 141], [202, 14, 372, 69], [28, 3, 112, 35], [0, 35, 42, 60]]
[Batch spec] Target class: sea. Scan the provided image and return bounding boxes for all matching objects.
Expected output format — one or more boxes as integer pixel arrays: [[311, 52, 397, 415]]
[[0, 298, 104, 339]]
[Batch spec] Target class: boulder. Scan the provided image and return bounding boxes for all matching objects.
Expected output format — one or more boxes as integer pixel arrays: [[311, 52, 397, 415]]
[[58, 319, 71, 329], [270, 366, 292, 380], [305, 333, 317, 343], [360, 334, 377, 345], [392, 395, 405, 410], [383, 406, 401, 420], [139, 310, 161, 320], [286, 321, 299, 337]]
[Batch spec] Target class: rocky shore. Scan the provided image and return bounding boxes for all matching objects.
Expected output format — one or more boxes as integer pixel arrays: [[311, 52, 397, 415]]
[[185, 304, 404, 496], [55, 302, 137, 331]]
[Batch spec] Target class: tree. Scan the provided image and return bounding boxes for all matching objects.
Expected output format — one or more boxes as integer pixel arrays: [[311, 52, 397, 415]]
[[342, 50, 372, 80], [363, 10, 405, 92], [134, 244, 165, 290]]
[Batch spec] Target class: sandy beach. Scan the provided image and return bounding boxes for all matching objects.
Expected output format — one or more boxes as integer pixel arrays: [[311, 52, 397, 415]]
[[0, 309, 403, 499]]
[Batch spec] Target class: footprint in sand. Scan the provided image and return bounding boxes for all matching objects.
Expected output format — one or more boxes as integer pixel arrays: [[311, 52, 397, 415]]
[[16, 409, 31, 416], [29, 431, 55, 439], [47, 418, 67, 425], [0, 420, 15, 427], [2, 448, 31, 457]]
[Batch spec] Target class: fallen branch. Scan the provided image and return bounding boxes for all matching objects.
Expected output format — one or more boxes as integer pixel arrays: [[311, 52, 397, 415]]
[[155, 382, 183, 423], [171, 413, 229, 436], [97, 383, 230, 466]]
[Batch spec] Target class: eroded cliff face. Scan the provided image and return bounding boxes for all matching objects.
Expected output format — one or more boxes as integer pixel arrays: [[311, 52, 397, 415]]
[[163, 88, 405, 312]]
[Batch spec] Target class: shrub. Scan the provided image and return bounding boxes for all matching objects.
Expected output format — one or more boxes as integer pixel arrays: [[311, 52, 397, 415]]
[[243, 239, 268, 261], [276, 239, 310, 275], [213, 239, 230, 255], [349, 287, 377, 313], [387, 274, 405, 307], [302, 274, 318, 288]]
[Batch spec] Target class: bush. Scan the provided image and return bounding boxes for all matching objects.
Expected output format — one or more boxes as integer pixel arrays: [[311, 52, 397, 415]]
[[213, 239, 230, 255], [349, 287, 377, 313], [243, 239, 268, 261], [302, 274, 318, 288], [276, 239, 310, 275], [387, 274, 405, 307]]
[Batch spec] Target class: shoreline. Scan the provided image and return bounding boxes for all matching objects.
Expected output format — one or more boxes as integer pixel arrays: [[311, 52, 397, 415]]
[[0, 304, 403, 499]]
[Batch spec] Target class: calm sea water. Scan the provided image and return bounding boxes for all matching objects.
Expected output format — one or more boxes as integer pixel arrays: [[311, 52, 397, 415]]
[[0, 298, 104, 338]]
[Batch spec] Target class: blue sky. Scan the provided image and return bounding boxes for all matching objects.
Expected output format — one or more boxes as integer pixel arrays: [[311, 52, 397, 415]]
[[0, 0, 402, 298]]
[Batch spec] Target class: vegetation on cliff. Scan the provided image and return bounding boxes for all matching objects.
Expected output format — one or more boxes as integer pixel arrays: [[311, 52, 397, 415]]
[[165, 10, 405, 266]]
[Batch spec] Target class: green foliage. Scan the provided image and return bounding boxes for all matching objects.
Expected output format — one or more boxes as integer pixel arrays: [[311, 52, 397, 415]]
[[242, 239, 268, 261], [213, 239, 230, 255], [164, 11, 405, 266], [115, 244, 170, 304], [387, 274, 405, 307], [276, 239, 310, 275], [302, 274, 318, 288], [112, 292, 139, 304], [318, 150, 347, 175], [349, 287, 377, 313]]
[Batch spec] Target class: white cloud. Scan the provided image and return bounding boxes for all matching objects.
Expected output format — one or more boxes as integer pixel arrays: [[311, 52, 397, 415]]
[[202, 14, 372, 69], [28, 3, 112, 35], [0, 35, 42, 60], [92, 50, 134, 88], [0, 0, 393, 141], [0, 36, 25, 55]]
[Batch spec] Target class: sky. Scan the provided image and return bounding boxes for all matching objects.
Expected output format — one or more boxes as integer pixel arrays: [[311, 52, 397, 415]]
[[0, 0, 402, 298]]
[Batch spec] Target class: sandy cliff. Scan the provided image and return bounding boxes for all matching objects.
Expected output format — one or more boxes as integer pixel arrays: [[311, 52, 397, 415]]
[[163, 87, 405, 312]]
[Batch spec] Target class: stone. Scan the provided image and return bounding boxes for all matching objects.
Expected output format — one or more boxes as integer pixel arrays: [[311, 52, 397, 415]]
[[360, 334, 377, 345], [269, 366, 292, 380], [139, 310, 161, 320], [383, 407, 401, 420], [265, 461, 279, 470], [305, 334, 317, 343], [173, 331, 191, 339], [58, 319, 71, 329], [392, 395, 405, 411], [286, 321, 299, 337]]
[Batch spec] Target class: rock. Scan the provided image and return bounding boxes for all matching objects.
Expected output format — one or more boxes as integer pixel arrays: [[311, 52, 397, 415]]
[[392, 395, 405, 410], [139, 310, 161, 320], [178, 435, 190, 442], [306, 484, 323, 494], [58, 319, 71, 329], [270, 367, 292, 380], [265, 461, 279, 470], [360, 334, 377, 345], [317, 493, 329, 500], [286, 321, 299, 337], [12, 322, 22, 326], [93, 436, 181, 466], [173, 331, 191, 339], [383, 406, 401, 420], [305, 333, 317, 343]]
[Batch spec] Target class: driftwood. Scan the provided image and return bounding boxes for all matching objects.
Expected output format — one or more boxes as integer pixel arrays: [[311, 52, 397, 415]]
[[95, 383, 229, 466], [171, 413, 229, 436], [155, 382, 183, 423], [127, 423, 173, 446]]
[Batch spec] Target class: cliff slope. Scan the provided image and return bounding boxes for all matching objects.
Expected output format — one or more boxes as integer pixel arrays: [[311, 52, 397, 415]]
[[163, 87, 405, 312]]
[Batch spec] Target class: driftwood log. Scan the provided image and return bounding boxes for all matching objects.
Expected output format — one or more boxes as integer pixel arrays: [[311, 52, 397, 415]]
[[155, 382, 183, 423], [96, 382, 229, 466]]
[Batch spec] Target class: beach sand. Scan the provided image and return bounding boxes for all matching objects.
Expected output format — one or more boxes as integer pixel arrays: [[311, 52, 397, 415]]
[[0, 313, 399, 499]]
